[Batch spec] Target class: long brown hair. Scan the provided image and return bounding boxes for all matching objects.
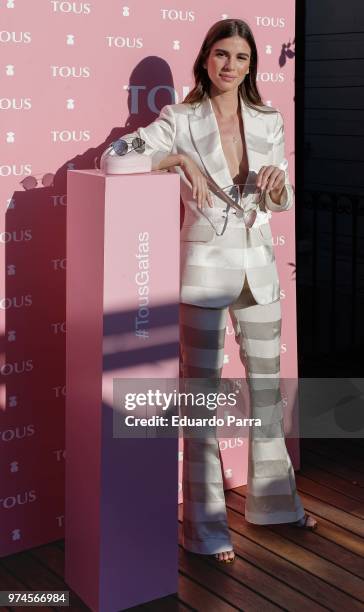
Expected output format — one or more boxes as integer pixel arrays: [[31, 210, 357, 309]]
[[183, 19, 275, 114]]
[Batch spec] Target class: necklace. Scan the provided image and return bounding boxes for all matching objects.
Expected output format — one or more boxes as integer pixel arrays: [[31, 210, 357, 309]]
[[216, 117, 241, 144]]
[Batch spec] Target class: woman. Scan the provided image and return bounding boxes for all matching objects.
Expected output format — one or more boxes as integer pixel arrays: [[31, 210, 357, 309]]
[[101, 18, 318, 564]]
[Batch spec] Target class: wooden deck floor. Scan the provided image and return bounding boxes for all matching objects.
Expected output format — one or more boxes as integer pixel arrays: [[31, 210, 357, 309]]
[[0, 438, 363, 611]]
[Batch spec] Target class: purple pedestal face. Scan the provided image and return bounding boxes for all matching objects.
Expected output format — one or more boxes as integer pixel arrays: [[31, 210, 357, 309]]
[[65, 170, 180, 612]]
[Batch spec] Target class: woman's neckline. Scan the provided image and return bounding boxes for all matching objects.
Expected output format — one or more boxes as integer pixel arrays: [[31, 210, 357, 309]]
[[209, 97, 249, 188]]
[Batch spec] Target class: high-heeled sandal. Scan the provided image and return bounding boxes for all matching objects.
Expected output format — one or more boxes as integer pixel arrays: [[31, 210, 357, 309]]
[[293, 512, 318, 531]]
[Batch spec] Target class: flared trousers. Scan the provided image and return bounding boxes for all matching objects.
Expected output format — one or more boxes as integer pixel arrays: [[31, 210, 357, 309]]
[[180, 279, 305, 555]]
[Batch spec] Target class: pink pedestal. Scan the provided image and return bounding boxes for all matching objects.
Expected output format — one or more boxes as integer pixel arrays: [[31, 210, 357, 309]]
[[65, 170, 180, 612]]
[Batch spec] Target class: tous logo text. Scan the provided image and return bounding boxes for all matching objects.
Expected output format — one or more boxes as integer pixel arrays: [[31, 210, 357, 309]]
[[0, 98, 31, 110], [51, 66, 90, 78], [0, 490, 36, 509], [126, 85, 190, 113], [50, 1, 91, 13], [51, 130, 90, 142], [160, 9, 195, 21], [219, 438, 244, 451], [0, 425, 35, 443], [106, 36, 143, 48], [255, 16, 286, 27], [0, 229, 32, 243], [0, 164, 31, 177], [257, 72, 285, 83], [0, 295, 32, 309], [51, 322, 66, 334], [1, 360, 34, 375], [0, 31, 31, 43]]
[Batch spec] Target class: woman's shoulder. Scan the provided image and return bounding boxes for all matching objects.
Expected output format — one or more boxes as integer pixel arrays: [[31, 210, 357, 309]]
[[255, 103, 281, 117], [162, 101, 196, 116], [253, 104, 284, 130]]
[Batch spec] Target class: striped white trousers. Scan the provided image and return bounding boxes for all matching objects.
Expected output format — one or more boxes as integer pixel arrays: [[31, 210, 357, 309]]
[[180, 279, 305, 555]]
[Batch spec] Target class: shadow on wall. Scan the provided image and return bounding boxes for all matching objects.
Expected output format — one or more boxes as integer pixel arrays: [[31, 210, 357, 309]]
[[2, 56, 178, 414]]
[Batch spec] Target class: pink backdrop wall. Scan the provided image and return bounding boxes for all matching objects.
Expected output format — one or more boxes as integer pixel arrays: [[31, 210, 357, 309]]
[[0, 0, 296, 555]]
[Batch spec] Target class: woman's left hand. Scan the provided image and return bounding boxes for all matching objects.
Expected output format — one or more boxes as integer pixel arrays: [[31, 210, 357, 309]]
[[256, 165, 285, 203]]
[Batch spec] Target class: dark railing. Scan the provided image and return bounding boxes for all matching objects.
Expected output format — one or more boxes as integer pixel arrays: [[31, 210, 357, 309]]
[[296, 190, 364, 375]]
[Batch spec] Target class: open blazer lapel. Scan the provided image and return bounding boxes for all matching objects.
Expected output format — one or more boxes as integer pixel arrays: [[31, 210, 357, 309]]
[[188, 93, 269, 189]]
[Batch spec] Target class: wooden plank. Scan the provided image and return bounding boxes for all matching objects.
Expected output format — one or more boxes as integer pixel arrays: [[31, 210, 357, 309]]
[[177, 517, 327, 612], [29, 543, 184, 612], [0, 563, 27, 590], [0, 561, 53, 611], [297, 456, 364, 502], [294, 474, 364, 519], [299, 461, 364, 501], [29, 545, 64, 580], [226, 491, 364, 607], [235, 482, 364, 539], [323, 439, 364, 462], [3, 437, 363, 612], [133, 595, 190, 611], [231, 489, 364, 579], [1, 551, 83, 612], [296, 492, 364, 556], [302, 440, 364, 473], [301, 447, 364, 487], [225, 508, 356, 611], [179, 546, 282, 612], [0, 561, 51, 612], [178, 572, 237, 611]]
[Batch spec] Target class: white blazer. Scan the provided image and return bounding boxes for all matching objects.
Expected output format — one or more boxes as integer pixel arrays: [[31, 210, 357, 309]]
[[100, 94, 293, 308]]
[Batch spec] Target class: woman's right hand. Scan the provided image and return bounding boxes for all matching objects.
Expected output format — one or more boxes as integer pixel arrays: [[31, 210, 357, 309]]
[[179, 154, 213, 210]]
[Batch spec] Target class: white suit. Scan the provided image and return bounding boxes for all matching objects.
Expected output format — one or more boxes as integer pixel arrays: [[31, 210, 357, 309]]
[[101, 95, 305, 556], [100, 94, 293, 308]]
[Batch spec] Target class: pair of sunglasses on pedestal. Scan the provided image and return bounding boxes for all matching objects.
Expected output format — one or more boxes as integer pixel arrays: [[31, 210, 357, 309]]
[[111, 137, 145, 156]]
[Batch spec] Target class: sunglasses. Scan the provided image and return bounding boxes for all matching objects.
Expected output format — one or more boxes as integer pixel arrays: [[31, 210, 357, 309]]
[[111, 137, 145, 156], [20, 173, 55, 190], [207, 179, 264, 229]]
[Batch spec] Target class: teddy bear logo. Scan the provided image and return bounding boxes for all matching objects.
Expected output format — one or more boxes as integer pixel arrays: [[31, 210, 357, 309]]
[[173, 40, 180, 50], [8, 330, 16, 342], [66, 34, 75, 45], [66, 98, 75, 109], [122, 6, 130, 16], [6, 64, 15, 76], [7, 264, 16, 275], [7, 0, 15, 8], [6, 132, 15, 143], [8, 395, 18, 407], [12, 529, 21, 541], [10, 461, 19, 473]]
